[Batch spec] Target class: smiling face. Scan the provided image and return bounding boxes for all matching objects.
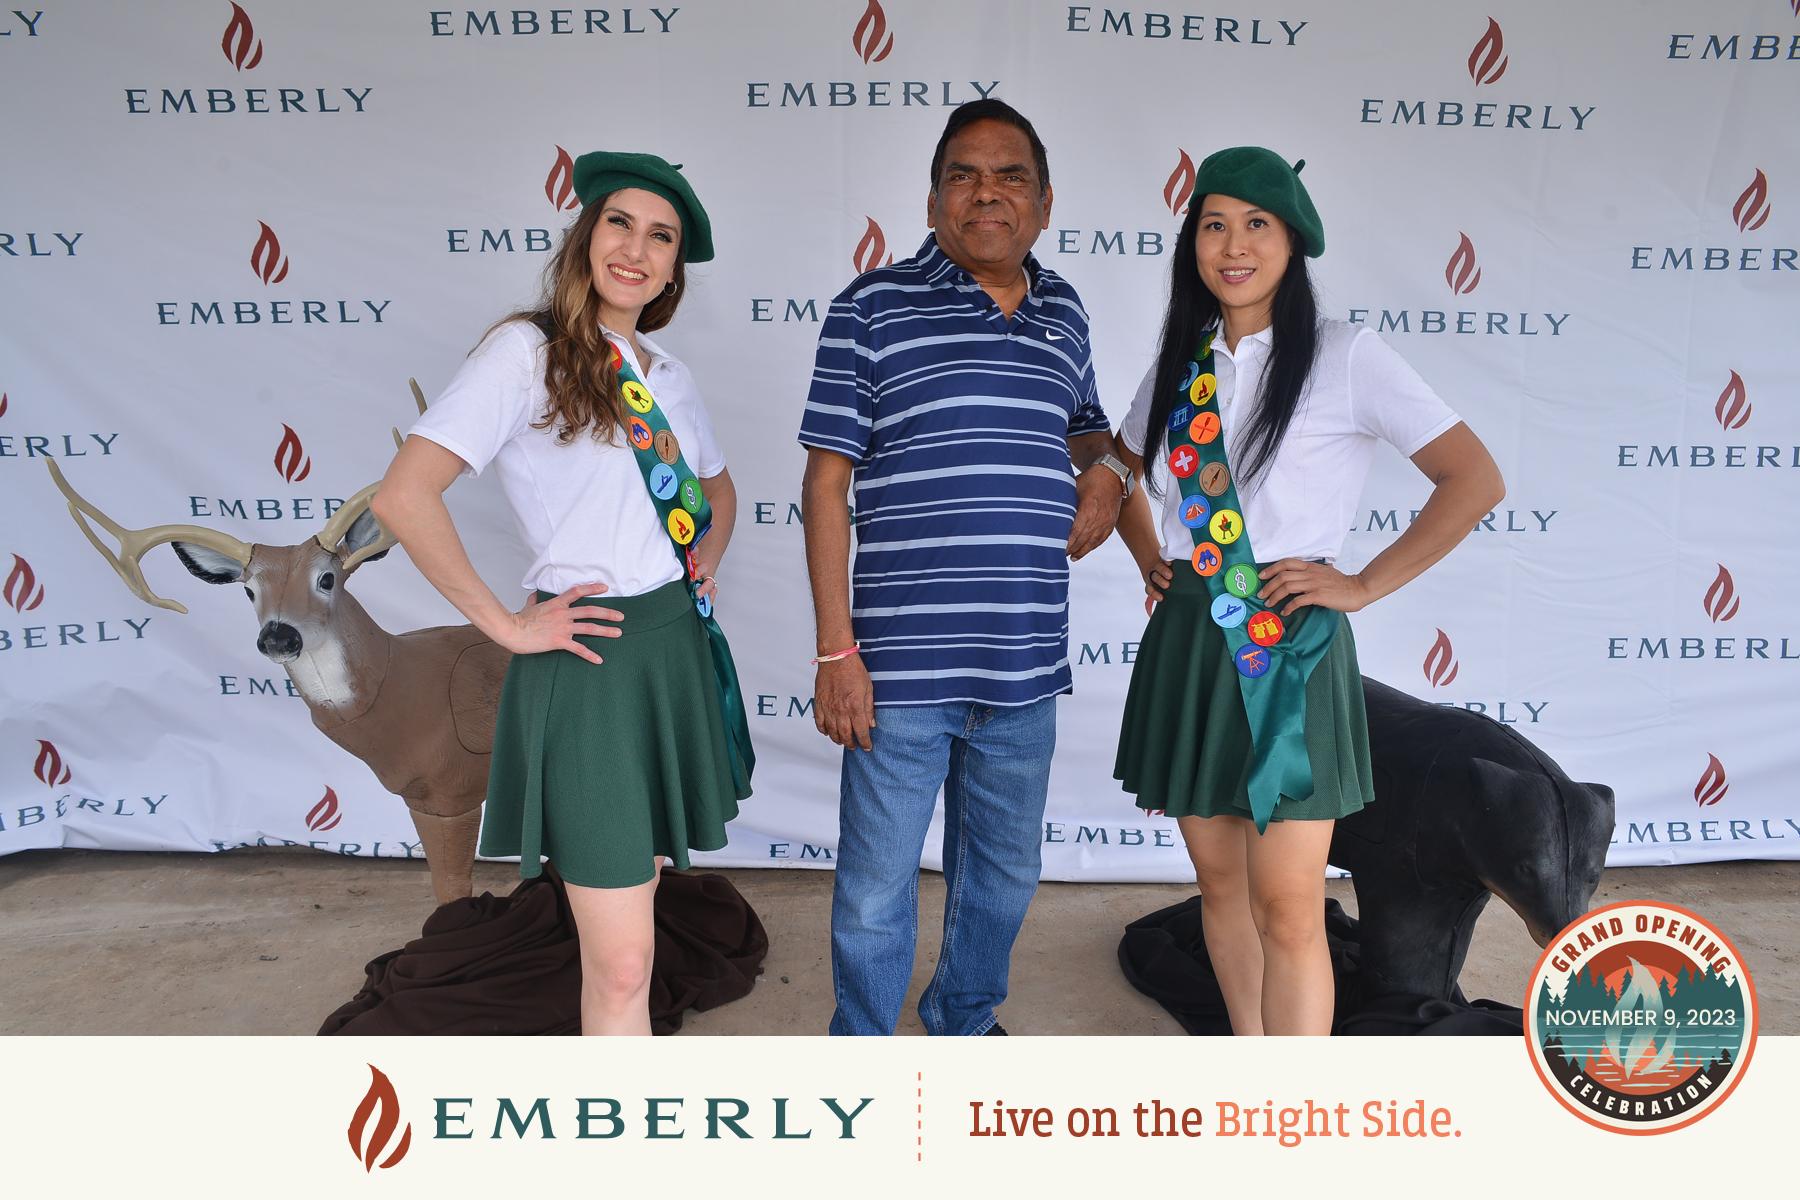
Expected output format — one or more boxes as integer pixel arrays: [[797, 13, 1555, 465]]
[[927, 119, 1052, 276], [1193, 194, 1293, 331], [586, 187, 682, 333]]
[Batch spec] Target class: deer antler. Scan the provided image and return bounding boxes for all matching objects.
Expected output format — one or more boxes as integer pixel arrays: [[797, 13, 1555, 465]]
[[45, 459, 253, 615], [392, 377, 429, 450], [328, 379, 427, 570]]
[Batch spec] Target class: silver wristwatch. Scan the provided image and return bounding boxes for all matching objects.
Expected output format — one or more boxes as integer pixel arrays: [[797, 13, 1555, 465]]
[[1093, 452, 1133, 498]]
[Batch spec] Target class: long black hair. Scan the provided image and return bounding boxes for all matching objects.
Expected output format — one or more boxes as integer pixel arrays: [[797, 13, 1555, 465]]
[[1142, 200, 1320, 497]]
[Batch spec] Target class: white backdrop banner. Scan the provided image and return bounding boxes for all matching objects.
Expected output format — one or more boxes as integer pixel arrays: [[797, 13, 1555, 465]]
[[3, 1, 1796, 880]]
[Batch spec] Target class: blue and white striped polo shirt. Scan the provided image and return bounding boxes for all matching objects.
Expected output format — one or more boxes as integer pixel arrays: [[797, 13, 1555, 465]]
[[798, 235, 1111, 708]]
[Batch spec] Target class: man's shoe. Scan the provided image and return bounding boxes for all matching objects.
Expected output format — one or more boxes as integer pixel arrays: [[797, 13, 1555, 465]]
[[984, 1023, 1008, 1035]]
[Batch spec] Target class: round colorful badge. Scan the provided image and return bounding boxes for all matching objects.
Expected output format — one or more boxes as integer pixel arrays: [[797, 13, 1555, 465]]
[[1168, 403, 1195, 432], [1178, 362, 1200, 393], [667, 510, 696, 545], [1234, 644, 1271, 678], [1247, 610, 1284, 647], [1189, 411, 1221, 445], [622, 381, 654, 414], [626, 416, 653, 451], [1178, 496, 1211, 529], [1208, 508, 1243, 545], [654, 429, 681, 465], [1224, 563, 1260, 599], [1191, 542, 1222, 576], [1199, 462, 1231, 498], [679, 477, 705, 513], [1210, 593, 1249, 629], [1189, 372, 1217, 406], [649, 463, 679, 500], [695, 593, 714, 619], [1167, 445, 1199, 478]]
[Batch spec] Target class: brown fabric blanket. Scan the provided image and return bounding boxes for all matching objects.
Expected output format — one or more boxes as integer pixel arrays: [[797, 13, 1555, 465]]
[[319, 868, 767, 1036]]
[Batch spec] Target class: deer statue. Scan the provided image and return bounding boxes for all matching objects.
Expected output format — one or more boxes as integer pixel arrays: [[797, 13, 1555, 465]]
[[45, 387, 508, 904]]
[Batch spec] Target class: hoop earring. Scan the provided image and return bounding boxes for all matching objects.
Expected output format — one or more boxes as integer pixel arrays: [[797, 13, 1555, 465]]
[[663, 281, 678, 297]]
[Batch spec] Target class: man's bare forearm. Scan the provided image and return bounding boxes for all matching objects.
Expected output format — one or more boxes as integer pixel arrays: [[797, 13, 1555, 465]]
[[801, 450, 857, 654]]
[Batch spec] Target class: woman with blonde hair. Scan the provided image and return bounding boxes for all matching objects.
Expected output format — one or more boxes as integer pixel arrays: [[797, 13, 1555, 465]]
[[373, 152, 752, 1035]]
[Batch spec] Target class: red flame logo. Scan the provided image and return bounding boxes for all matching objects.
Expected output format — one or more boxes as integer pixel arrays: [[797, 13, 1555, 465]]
[[348, 1065, 412, 1172], [250, 221, 290, 285], [4, 554, 45, 613], [0, 392, 8, 418], [1694, 754, 1728, 808], [1732, 169, 1771, 233], [1466, 17, 1508, 85], [1703, 564, 1740, 623], [1714, 370, 1751, 431], [274, 423, 312, 484], [221, 2, 264, 71], [34, 740, 72, 788], [852, 0, 894, 64], [545, 144, 579, 212], [1445, 232, 1482, 294], [1423, 628, 1460, 688], [1164, 148, 1196, 217], [306, 786, 342, 833], [853, 217, 894, 274]]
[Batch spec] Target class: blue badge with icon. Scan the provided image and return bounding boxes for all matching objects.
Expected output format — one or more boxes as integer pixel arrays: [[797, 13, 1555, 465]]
[[1210, 593, 1248, 629], [1234, 643, 1271, 678], [695, 593, 713, 619], [1169, 403, 1194, 431], [1179, 497, 1211, 528], [649, 463, 679, 500], [1179, 362, 1200, 393]]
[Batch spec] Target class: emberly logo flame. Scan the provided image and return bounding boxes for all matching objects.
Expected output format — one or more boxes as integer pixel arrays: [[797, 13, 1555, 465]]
[[4, 554, 45, 613], [221, 2, 264, 71], [1445, 232, 1482, 295], [1694, 754, 1728, 808], [348, 1065, 412, 1172], [1164, 148, 1196, 217], [545, 145, 579, 212], [1599, 959, 1678, 1082], [306, 786, 342, 833], [1714, 370, 1751, 431], [34, 740, 72, 788], [1703, 564, 1740, 623], [1732, 169, 1770, 233], [852, 0, 894, 64], [853, 217, 894, 274], [251, 221, 290, 285], [0, 392, 9, 418], [1422, 628, 1460, 688], [1467, 17, 1508, 85], [274, 423, 312, 484]]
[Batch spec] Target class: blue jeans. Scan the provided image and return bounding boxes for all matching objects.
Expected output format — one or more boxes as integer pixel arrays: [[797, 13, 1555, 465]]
[[829, 698, 1057, 1036]]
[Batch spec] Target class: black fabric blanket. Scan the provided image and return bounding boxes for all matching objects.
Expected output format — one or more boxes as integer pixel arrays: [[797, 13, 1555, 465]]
[[1119, 896, 1522, 1035], [319, 868, 767, 1036]]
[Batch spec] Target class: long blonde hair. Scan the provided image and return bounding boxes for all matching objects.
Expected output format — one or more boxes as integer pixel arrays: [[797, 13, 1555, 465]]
[[493, 195, 687, 445]]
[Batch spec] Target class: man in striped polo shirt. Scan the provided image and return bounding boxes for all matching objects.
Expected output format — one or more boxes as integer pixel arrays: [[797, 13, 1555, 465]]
[[799, 100, 1129, 1036]]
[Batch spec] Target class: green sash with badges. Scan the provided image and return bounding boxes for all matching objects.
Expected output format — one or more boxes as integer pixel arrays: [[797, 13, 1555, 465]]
[[611, 344, 755, 796], [1164, 331, 1338, 832]]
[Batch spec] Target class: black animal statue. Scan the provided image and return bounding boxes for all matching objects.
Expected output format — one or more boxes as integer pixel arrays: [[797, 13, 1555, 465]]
[[1328, 677, 1616, 1001]]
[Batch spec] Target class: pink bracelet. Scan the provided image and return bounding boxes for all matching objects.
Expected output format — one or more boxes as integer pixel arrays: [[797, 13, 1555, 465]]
[[811, 644, 861, 664]]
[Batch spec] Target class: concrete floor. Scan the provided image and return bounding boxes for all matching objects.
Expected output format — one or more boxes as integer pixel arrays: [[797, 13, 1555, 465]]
[[2, 849, 1795, 1035]]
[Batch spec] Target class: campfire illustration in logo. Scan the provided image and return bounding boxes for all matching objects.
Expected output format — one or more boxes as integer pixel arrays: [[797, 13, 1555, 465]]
[[4, 554, 44, 613], [34, 740, 72, 788], [1445, 233, 1482, 295], [853, 217, 894, 274], [1423, 628, 1460, 688], [250, 221, 290, 285], [348, 1065, 412, 1172], [273, 424, 312, 484], [1713, 370, 1751, 432], [1164, 149, 1196, 217], [852, 0, 894, 64], [1694, 754, 1728, 809], [545, 145, 579, 212], [1732, 169, 1770, 233], [1466, 17, 1508, 85], [306, 786, 342, 833], [221, 2, 264, 71], [1702, 564, 1740, 623]]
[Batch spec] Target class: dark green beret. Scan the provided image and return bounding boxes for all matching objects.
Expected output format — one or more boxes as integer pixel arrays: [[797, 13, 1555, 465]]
[[572, 150, 714, 263], [1193, 146, 1324, 257]]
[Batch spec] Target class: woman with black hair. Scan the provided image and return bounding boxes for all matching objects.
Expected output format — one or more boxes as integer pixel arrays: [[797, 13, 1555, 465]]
[[1111, 148, 1504, 1035]]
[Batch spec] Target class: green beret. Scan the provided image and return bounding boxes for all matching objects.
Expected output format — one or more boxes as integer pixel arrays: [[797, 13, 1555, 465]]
[[572, 150, 714, 263], [1193, 146, 1324, 258]]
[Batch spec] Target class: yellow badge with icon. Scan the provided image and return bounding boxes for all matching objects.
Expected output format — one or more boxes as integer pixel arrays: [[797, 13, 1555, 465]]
[[667, 509, 696, 546], [622, 381, 654, 414], [1189, 372, 1217, 405], [1208, 508, 1243, 545]]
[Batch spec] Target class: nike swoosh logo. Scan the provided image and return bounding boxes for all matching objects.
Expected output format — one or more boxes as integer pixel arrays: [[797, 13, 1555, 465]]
[[1045, 330, 1066, 340]]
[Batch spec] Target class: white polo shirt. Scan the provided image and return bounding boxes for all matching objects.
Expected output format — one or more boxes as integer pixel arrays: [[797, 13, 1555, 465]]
[[1120, 319, 1460, 565], [409, 319, 726, 598]]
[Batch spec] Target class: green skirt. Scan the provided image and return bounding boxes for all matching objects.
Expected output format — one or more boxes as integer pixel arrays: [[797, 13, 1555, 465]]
[[1114, 566, 1373, 823], [480, 580, 749, 889]]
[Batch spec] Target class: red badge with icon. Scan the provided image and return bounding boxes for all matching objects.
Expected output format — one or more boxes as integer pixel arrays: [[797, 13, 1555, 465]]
[[1248, 610, 1284, 647]]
